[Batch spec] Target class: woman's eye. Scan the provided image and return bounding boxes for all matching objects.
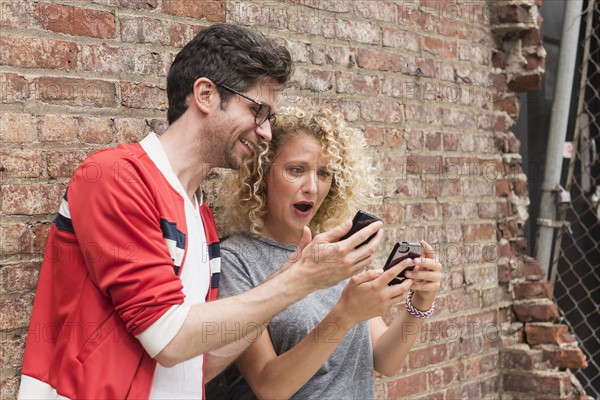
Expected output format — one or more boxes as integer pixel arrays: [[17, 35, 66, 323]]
[[288, 167, 303, 175], [318, 170, 332, 179]]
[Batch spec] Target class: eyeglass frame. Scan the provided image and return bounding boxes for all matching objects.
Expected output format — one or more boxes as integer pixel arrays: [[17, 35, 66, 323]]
[[214, 83, 276, 126]]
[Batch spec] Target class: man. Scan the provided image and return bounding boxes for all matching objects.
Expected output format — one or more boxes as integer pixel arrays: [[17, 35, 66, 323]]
[[18, 23, 383, 399]]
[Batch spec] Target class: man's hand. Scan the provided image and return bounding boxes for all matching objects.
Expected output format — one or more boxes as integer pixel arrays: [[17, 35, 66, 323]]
[[287, 219, 384, 293]]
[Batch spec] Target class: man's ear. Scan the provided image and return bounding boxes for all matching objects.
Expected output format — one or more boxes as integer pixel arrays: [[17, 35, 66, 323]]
[[192, 77, 218, 114]]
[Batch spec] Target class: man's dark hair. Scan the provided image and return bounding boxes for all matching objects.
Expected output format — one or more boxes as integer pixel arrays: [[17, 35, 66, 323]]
[[167, 23, 294, 124]]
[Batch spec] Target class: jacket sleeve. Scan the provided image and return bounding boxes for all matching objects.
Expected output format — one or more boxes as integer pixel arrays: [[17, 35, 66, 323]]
[[67, 150, 185, 337]]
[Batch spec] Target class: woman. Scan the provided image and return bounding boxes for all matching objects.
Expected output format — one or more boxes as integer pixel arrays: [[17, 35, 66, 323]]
[[214, 106, 442, 399]]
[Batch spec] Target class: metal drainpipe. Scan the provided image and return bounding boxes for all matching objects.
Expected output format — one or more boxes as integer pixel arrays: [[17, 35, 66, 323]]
[[535, 0, 584, 277]]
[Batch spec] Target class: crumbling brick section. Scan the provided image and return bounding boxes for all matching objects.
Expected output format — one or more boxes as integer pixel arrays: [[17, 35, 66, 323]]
[[492, 1, 589, 398]]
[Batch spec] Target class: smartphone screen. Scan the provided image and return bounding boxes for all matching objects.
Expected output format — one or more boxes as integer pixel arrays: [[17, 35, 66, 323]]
[[383, 241, 423, 285]]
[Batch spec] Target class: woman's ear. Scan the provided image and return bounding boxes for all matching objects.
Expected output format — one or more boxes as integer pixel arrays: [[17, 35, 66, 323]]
[[192, 77, 218, 114]]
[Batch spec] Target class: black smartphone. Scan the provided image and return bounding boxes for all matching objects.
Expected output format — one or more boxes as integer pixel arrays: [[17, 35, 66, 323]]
[[339, 210, 382, 247], [383, 241, 423, 285]]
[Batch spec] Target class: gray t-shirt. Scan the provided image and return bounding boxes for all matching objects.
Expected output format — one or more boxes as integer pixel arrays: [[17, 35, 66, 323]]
[[218, 233, 375, 400]]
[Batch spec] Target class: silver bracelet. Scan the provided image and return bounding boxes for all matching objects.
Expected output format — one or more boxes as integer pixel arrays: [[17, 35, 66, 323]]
[[405, 289, 435, 319]]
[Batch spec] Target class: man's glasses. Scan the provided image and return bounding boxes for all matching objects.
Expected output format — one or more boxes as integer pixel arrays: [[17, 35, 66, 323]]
[[215, 83, 276, 126]]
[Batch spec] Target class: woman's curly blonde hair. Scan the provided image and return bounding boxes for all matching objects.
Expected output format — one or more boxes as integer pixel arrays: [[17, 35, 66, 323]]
[[214, 106, 375, 238]]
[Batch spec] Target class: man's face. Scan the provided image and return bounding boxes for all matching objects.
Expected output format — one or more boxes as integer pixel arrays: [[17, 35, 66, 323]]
[[209, 82, 279, 170]]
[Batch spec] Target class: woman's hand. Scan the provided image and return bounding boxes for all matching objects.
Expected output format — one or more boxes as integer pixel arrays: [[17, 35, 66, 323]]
[[334, 260, 414, 328], [403, 240, 442, 309]]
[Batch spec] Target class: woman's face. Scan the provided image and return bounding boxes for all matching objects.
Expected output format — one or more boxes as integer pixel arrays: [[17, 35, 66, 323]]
[[261, 133, 333, 244]]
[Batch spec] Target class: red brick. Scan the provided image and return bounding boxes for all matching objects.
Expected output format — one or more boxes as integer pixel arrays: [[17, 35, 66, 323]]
[[515, 256, 545, 280], [47, 151, 87, 179], [445, 289, 481, 313], [1, 183, 65, 215], [0, 36, 77, 70], [116, 0, 158, 10], [502, 372, 570, 395], [336, 19, 380, 45], [81, 44, 161, 75], [0, 113, 37, 143], [387, 372, 427, 398], [442, 107, 478, 128], [353, 1, 396, 22], [163, 0, 225, 22], [500, 346, 543, 370], [0, 1, 36, 28], [335, 72, 380, 95], [77, 116, 114, 144], [0, 263, 41, 293], [363, 127, 384, 147], [425, 179, 461, 197], [409, 343, 448, 369], [383, 27, 420, 52], [37, 77, 117, 108], [361, 100, 403, 123], [0, 293, 35, 330], [0, 73, 29, 103], [357, 48, 404, 72], [429, 364, 461, 388], [462, 223, 496, 241], [309, 43, 354, 66], [513, 301, 559, 323], [121, 82, 167, 110], [0, 150, 43, 180], [36, 3, 115, 38], [374, 201, 404, 225], [489, 4, 535, 24], [512, 179, 529, 196], [423, 36, 457, 58], [425, 132, 441, 150], [513, 281, 553, 300], [120, 17, 190, 47], [540, 345, 588, 369], [0, 223, 32, 255], [406, 155, 443, 175], [39, 115, 78, 143], [495, 179, 512, 196], [32, 222, 52, 253], [525, 323, 576, 345], [405, 103, 443, 126], [522, 29, 542, 46], [498, 262, 512, 283], [286, 5, 336, 38], [115, 118, 149, 144], [445, 379, 481, 399]]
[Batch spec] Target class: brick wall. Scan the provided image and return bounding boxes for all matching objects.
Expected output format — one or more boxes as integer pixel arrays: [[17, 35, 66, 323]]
[[0, 0, 589, 399]]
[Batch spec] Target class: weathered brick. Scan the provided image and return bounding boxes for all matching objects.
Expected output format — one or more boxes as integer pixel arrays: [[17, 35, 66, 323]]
[[0, 223, 32, 255], [37, 77, 117, 108], [116, 0, 158, 10], [115, 118, 149, 144], [77, 116, 114, 144], [0, 113, 37, 143], [0, 150, 43, 179], [163, 0, 225, 22], [0, 0, 36, 28], [81, 44, 161, 75], [513, 301, 559, 323], [47, 151, 87, 179], [335, 72, 380, 95], [515, 256, 545, 280], [514, 281, 553, 300], [525, 323, 576, 345], [309, 43, 353, 67], [1, 183, 65, 215], [361, 100, 403, 123], [429, 363, 461, 388], [382, 27, 420, 52], [363, 127, 384, 147], [423, 36, 457, 58], [409, 343, 447, 369], [462, 223, 496, 241], [387, 372, 427, 398], [120, 17, 190, 47], [0, 293, 35, 330], [32, 222, 52, 253], [36, 3, 115, 38], [336, 19, 380, 45], [357, 48, 404, 72], [121, 82, 167, 110], [0, 35, 77, 70], [0, 73, 29, 103], [0, 263, 41, 293], [39, 115, 78, 143], [228, 2, 286, 30], [445, 289, 482, 313], [502, 372, 571, 395], [353, 1, 396, 22], [540, 344, 588, 369]]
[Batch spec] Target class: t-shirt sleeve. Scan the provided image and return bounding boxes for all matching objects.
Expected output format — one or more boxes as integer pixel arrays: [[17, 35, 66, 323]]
[[218, 245, 256, 299], [67, 150, 185, 338]]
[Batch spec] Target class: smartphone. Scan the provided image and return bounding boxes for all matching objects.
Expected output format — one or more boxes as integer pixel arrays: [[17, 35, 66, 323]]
[[339, 210, 382, 247], [383, 241, 423, 285]]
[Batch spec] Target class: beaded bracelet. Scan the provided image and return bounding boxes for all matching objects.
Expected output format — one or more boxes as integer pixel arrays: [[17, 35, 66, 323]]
[[405, 289, 435, 319]]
